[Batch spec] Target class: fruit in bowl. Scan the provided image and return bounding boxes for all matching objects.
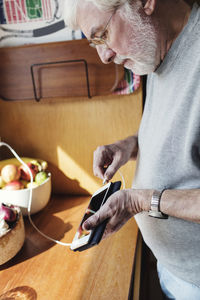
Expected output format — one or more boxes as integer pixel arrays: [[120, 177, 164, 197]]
[[0, 203, 25, 265], [0, 158, 51, 215], [3, 180, 24, 191], [1, 164, 20, 183]]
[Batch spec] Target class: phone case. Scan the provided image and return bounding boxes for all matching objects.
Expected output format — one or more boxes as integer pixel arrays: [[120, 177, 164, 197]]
[[73, 181, 121, 252]]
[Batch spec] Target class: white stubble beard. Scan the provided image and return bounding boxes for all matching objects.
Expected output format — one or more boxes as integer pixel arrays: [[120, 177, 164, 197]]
[[114, 4, 160, 75]]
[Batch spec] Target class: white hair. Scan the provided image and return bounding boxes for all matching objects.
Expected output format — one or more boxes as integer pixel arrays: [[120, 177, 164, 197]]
[[63, 0, 159, 75], [63, 0, 130, 29]]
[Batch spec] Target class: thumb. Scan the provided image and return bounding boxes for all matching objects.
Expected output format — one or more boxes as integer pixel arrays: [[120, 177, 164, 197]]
[[83, 207, 109, 231]]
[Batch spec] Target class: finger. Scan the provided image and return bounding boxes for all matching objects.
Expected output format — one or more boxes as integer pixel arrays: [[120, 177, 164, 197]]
[[83, 205, 110, 231], [93, 165, 106, 180], [102, 216, 120, 239], [101, 215, 122, 240], [93, 146, 112, 179], [83, 192, 118, 232], [102, 225, 115, 240], [104, 155, 122, 180], [93, 148, 105, 179]]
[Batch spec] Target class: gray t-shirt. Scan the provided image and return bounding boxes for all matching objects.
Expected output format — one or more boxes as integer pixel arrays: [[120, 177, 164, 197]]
[[133, 3, 200, 286]]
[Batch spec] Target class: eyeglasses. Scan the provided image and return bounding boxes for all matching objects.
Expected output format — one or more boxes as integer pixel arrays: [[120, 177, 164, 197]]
[[89, 10, 116, 48]]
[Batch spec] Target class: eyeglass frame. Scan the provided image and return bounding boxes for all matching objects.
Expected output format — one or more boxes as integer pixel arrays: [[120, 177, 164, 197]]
[[88, 9, 116, 48]]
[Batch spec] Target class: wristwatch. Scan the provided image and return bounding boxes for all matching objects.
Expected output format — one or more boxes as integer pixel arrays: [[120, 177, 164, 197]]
[[148, 190, 168, 219]]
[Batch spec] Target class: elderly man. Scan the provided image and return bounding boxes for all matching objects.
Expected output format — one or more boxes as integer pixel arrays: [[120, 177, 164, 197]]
[[64, 1, 200, 299]]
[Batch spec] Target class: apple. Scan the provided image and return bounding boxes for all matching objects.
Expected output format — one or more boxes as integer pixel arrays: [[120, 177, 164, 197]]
[[35, 171, 48, 185], [3, 180, 24, 191], [1, 164, 20, 183], [19, 162, 38, 181]]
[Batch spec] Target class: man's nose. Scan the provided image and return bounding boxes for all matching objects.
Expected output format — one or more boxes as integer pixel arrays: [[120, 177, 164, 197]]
[[96, 45, 116, 64]]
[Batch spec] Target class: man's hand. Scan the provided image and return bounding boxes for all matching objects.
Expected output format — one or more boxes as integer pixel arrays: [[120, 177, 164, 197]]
[[93, 135, 138, 182], [83, 189, 152, 239]]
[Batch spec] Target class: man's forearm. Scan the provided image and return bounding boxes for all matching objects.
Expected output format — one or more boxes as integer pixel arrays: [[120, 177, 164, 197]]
[[115, 134, 138, 161], [133, 188, 200, 223], [160, 189, 200, 223]]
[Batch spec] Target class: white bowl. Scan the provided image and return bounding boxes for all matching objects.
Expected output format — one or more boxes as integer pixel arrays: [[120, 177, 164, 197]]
[[0, 211, 25, 265], [0, 158, 52, 215]]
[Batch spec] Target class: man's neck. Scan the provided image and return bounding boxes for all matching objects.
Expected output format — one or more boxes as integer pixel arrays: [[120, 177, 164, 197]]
[[156, 0, 192, 60], [185, 0, 199, 6]]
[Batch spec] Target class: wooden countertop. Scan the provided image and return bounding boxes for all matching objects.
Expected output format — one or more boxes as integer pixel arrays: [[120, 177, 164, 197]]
[[0, 195, 138, 300]]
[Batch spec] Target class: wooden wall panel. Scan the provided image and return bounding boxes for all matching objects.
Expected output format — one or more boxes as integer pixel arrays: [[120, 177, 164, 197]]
[[0, 40, 124, 100], [0, 89, 142, 195]]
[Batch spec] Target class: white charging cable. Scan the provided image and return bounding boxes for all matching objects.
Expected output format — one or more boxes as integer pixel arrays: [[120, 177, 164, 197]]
[[102, 169, 126, 189], [118, 169, 126, 190], [0, 142, 126, 247]]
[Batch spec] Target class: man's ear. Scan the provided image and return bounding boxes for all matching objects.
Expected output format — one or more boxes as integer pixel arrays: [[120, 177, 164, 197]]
[[143, 0, 157, 15]]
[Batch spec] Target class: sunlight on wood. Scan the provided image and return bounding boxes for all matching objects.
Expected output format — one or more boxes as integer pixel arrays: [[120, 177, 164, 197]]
[[57, 145, 100, 194]]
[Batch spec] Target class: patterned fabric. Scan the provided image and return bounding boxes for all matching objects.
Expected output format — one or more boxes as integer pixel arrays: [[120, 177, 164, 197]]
[[0, 0, 82, 46], [0, 0, 53, 24], [114, 68, 141, 94]]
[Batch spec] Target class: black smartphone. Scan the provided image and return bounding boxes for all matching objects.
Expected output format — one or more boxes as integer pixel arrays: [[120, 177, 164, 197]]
[[70, 181, 121, 252]]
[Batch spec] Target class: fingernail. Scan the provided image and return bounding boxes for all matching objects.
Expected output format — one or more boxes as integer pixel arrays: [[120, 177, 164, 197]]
[[83, 221, 90, 231]]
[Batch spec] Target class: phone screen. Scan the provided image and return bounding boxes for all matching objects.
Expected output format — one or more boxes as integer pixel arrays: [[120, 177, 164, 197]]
[[70, 183, 111, 250]]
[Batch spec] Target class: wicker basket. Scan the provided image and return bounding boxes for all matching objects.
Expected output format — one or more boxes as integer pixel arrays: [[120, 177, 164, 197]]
[[0, 212, 25, 265]]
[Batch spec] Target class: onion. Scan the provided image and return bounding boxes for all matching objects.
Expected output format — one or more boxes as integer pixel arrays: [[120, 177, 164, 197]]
[[0, 204, 17, 222]]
